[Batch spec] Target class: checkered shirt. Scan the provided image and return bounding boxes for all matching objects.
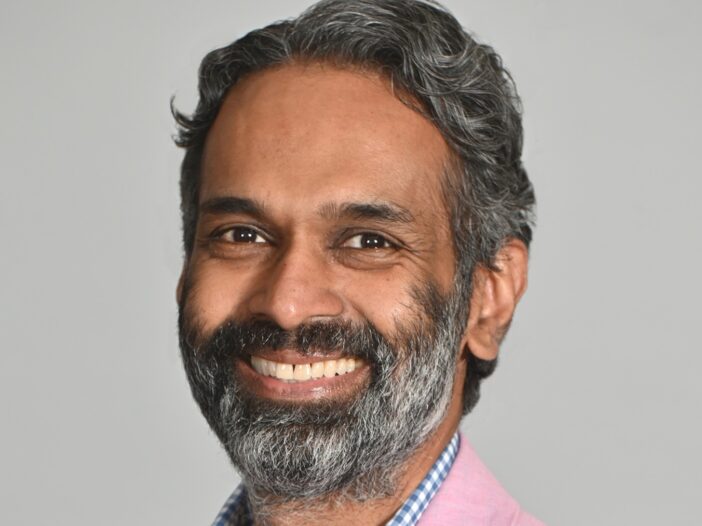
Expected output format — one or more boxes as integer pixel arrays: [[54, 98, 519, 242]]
[[211, 432, 460, 526]]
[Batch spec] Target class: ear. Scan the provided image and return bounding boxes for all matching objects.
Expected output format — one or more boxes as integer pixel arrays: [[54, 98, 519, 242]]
[[462, 239, 529, 361]]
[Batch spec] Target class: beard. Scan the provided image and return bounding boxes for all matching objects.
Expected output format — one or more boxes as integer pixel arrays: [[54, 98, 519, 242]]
[[178, 281, 465, 507]]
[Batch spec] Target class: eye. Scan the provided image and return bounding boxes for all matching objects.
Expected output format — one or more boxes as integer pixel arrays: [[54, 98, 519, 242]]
[[218, 226, 268, 244], [343, 233, 395, 249]]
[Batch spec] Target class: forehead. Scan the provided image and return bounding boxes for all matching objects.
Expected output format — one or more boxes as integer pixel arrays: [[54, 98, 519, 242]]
[[201, 63, 451, 219]]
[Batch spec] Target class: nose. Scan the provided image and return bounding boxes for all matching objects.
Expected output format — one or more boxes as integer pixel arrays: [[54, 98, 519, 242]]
[[247, 242, 344, 330]]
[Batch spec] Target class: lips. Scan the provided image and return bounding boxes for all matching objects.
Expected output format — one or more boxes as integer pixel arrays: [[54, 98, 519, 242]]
[[235, 350, 370, 401]]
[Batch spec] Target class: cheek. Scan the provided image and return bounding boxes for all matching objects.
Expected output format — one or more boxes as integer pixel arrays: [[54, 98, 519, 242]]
[[182, 261, 252, 335], [339, 270, 425, 338]]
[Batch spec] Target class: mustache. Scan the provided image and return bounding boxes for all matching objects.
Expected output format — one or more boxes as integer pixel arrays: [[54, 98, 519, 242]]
[[193, 318, 389, 365]]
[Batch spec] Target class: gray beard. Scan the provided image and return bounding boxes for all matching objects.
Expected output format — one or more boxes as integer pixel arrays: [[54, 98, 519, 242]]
[[179, 283, 465, 509]]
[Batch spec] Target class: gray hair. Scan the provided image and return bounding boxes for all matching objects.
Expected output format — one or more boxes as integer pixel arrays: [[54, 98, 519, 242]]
[[172, 0, 535, 413]]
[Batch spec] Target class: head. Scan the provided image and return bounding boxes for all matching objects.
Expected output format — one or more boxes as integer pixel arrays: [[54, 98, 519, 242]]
[[173, 0, 534, 506]]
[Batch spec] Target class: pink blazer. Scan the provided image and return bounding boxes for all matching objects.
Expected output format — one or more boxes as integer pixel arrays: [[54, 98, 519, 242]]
[[418, 435, 545, 526]]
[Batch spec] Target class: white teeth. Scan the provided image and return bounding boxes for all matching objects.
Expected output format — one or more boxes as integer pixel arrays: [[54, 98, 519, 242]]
[[251, 356, 265, 375], [251, 356, 361, 382], [275, 363, 293, 380], [311, 361, 325, 379], [293, 363, 311, 381], [323, 360, 337, 378]]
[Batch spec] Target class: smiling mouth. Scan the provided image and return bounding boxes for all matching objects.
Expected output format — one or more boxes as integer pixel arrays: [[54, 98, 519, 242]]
[[250, 356, 363, 382]]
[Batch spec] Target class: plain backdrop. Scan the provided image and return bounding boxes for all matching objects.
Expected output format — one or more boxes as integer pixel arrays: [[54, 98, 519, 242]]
[[1, 1, 700, 524]]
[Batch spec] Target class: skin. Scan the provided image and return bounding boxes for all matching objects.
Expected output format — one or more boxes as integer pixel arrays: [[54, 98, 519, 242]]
[[178, 62, 528, 525]]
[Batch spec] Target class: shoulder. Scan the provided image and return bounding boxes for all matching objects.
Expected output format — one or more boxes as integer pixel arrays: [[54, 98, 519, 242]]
[[418, 435, 545, 526]]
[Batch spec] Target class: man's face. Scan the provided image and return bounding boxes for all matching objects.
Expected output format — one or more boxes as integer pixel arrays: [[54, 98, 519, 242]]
[[179, 64, 467, 499]]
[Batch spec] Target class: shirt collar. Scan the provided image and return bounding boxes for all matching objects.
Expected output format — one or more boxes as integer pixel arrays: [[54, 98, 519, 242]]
[[212, 432, 461, 526]]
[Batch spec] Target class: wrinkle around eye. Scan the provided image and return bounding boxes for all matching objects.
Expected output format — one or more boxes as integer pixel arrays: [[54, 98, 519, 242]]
[[331, 233, 407, 271], [200, 225, 274, 262]]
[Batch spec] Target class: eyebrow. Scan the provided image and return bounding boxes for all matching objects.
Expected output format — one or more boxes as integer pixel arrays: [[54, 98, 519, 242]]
[[318, 201, 415, 224], [199, 196, 266, 219], [199, 196, 415, 225]]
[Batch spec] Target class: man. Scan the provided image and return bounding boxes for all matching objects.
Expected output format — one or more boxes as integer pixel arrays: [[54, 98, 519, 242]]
[[173, 0, 542, 524]]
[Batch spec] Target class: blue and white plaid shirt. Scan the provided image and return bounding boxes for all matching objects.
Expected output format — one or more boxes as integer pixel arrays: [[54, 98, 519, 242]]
[[212, 432, 460, 526]]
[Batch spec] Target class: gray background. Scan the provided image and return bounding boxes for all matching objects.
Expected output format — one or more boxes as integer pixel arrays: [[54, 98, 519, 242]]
[[1, 0, 700, 524]]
